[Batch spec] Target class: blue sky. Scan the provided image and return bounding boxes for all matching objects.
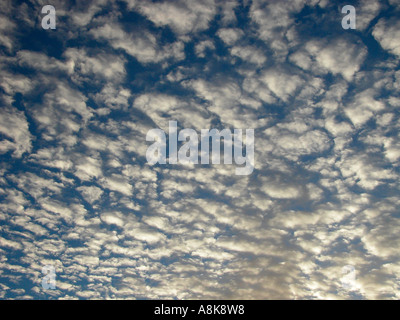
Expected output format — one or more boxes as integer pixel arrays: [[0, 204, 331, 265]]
[[0, 0, 399, 299]]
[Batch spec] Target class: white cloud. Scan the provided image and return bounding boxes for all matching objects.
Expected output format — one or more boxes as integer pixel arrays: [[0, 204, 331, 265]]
[[337, 151, 396, 191], [357, 0, 381, 31], [64, 48, 127, 83], [265, 126, 331, 160], [292, 38, 367, 81], [100, 174, 133, 196], [75, 156, 103, 181], [91, 23, 185, 64], [219, 0, 239, 25], [217, 28, 244, 46], [129, 0, 217, 35], [185, 78, 268, 128], [1, 0, 400, 301], [195, 40, 215, 58], [373, 17, 400, 58], [133, 93, 211, 131], [17, 50, 73, 74], [260, 68, 303, 101], [0, 107, 32, 158], [0, 15, 16, 51], [249, 0, 306, 58], [77, 186, 104, 204], [344, 89, 385, 127], [230, 45, 267, 66]]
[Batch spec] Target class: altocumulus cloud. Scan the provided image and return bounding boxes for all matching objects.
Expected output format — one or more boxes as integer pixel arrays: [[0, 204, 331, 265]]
[[0, 0, 399, 300]]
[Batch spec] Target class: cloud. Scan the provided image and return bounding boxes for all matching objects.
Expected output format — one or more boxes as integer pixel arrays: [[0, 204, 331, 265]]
[[249, 0, 306, 58], [64, 48, 127, 83], [0, 107, 32, 158], [128, 0, 217, 35], [357, 0, 381, 31], [1, 0, 399, 301], [291, 38, 367, 81], [344, 89, 385, 127], [77, 186, 104, 204], [17, 50, 73, 74], [0, 14, 16, 51], [91, 23, 185, 64], [373, 17, 400, 57], [217, 28, 244, 46], [265, 126, 332, 161], [260, 68, 303, 101], [230, 45, 267, 66], [195, 40, 215, 58], [133, 93, 212, 131]]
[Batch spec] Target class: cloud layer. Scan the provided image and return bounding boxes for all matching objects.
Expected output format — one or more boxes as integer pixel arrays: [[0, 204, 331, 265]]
[[0, 0, 399, 300]]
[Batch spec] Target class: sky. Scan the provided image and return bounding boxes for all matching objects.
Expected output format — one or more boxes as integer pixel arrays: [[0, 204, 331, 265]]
[[0, 0, 399, 300]]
